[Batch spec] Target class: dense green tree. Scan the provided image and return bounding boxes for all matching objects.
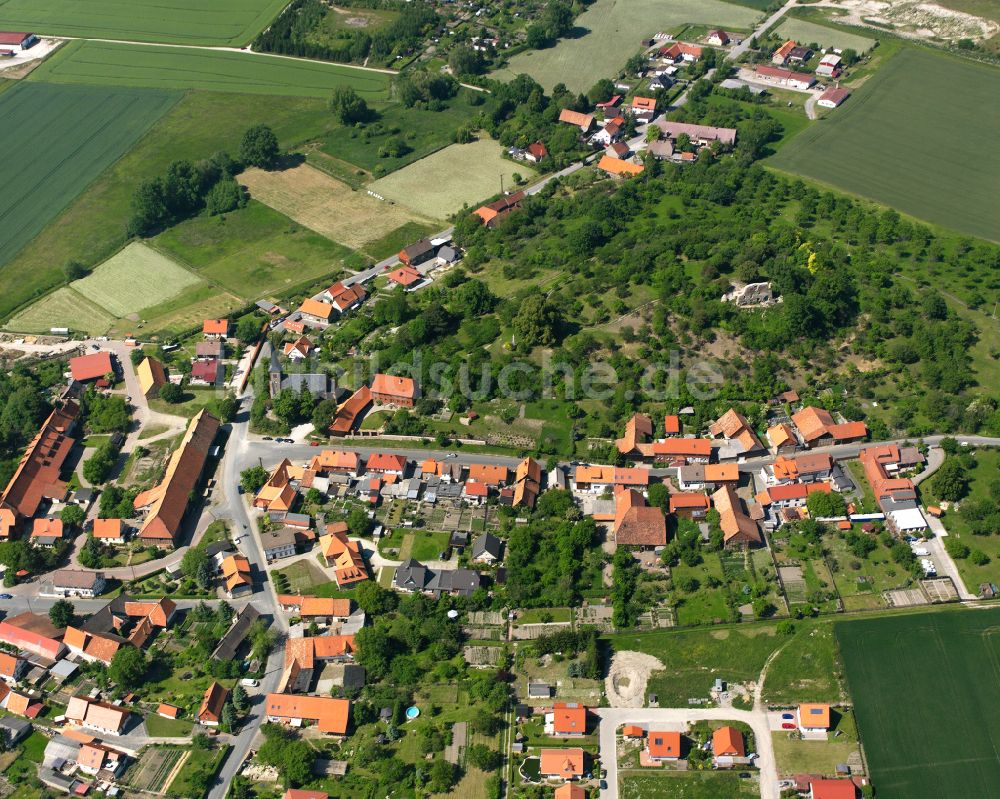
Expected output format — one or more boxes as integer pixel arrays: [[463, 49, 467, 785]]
[[239, 125, 280, 169], [206, 178, 248, 215], [932, 458, 970, 502], [158, 382, 184, 404], [60, 504, 85, 528], [330, 86, 370, 125], [109, 646, 147, 691], [49, 599, 76, 628]]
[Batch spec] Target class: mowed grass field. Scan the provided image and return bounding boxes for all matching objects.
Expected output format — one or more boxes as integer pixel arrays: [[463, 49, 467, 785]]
[[769, 48, 1000, 242], [30, 40, 392, 98], [836, 608, 1000, 799], [153, 200, 363, 299], [0, 81, 179, 270], [72, 242, 202, 318], [0, 0, 288, 45], [492, 0, 761, 91], [238, 164, 439, 251], [3, 287, 115, 336], [370, 138, 533, 218], [775, 17, 876, 52]]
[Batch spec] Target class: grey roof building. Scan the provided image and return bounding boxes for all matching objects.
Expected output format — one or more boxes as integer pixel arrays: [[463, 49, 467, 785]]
[[472, 533, 503, 563], [211, 605, 263, 662]]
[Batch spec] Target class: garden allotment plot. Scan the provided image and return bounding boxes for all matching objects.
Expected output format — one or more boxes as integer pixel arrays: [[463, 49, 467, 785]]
[[770, 47, 1000, 242], [0, 0, 288, 45], [30, 40, 392, 99], [0, 81, 179, 269], [836, 608, 1000, 799]]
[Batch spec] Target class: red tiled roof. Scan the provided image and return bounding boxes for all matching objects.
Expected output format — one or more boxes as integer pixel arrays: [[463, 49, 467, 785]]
[[70, 351, 114, 382], [371, 373, 417, 400], [202, 319, 230, 335]]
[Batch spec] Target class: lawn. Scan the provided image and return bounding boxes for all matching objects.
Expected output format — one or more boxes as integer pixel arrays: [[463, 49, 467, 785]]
[[770, 711, 860, 775], [144, 712, 194, 737], [0, 81, 179, 298], [72, 242, 202, 317], [0, 89, 340, 327], [167, 744, 230, 797], [0, 0, 287, 45], [238, 163, 438, 250], [3, 287, 115, 335], [836, 608, 1000, 799], [30, 39, 393, 99], [492, 0, 762, 91], [273, 558, 336, 594], [769, 47, 1000, 242], [370, 137, 532, 219], [399, 531, 452, 561], [619, 772, 756, 798], [153, 200, 362, 299], [774, 16, 876, 53]]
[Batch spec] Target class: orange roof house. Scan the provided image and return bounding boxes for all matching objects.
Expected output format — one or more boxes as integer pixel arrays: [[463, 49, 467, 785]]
[[792, 406, 867, 447], [277, 595, 352, 619], [0, 652, 26, 683], [298, 298, 335, 325], [197, 682, 229, 725], [221, 554, 252, 596], [554, 785, 586, 799], [766, 423, 797, 451], [669, 492, 710, 515], [0, 402, 79, 524], [135, 410, 220, 547], [254, 459, 297, 512], [631, 96, 657, 113], [473, 191, 525, 228], [202, 319, 231, 338], [386, 265, 423, 288], [539, 748, 584, 779], [574, 465, 649, 490], [310, 449, 360, 474], [265, 694, 350, 735], [319, 528, 368, 587], [614, 489, 666, 548], [0, 508, 14, 540], [65, 696, 129, 734], [622, 725, 645, 739], [157, 703, 181, 719], [704, 463, 738, 484], [713, 725, 745, 757], [809, 780, 858, 799], [63, 626, 122, 665], [597, 155, 644, 177], [798, 703, 831, 730], [92, 518, 126, 542], [31, 517, 64, 542], [712, 485, 761, 547], [709, 408, 765, 455], [772, 39, 796, 64], [650, 438, 712, 461], [329, 386, 373, 436], [283, 336, 314, 360], [366, 452, 408, 474], [551, 703, 588, 736], [468, 463, 509, 487], [647, 730, 681, 760], [69, 351, 115, 383], [664, 415, 680, 435], [371, 373, 418, 407], [513, 456, 541, 508], [616, 413, 654, 455], [558, 109, 594, 131]]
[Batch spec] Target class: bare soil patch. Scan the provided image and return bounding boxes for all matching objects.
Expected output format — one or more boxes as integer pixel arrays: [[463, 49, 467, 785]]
[[816, 0, 998, 43], [605, 650, 666, 708]]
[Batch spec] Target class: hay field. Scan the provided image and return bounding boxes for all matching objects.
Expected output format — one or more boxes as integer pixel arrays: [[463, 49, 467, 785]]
[[0, 0, 288, 45], [29, 40, 392, 99], [775, 17, 875, 53], [0, 81, 178, 272], [836, 609, 1000, 799], [3, 288, 115, 335], [769, 47, 1000, 242], [492, 0, 761, 91], [72, 242, 202, 318], [369, 139, 532, 219], [239, 164, 438, 250]]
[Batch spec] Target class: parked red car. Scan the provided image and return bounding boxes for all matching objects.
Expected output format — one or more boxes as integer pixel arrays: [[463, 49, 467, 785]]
[[781, 722, 796, 730]]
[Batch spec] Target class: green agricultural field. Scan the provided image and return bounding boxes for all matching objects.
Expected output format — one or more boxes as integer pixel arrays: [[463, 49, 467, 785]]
[[775, 17, 876, 53], [769, 48, 1000, 242], [492, 0, 761, 91], [0, 0, 287, 45], [836, 608, 1000, 799], [0, 90, 339, 324], [0, 81, 178, 276], [370, 138, 532, 218], [3, 288, 115, 336], [761, 621, 845, 706], [30, 40, 392, 99], [72, 242, 202, 318]]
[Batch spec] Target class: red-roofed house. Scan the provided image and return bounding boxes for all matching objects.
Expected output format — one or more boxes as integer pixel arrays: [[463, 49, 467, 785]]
[[647, 730, 681, 761], [712, 725, 745, 761], [0, 613, 66, 660], [547, 703, 588, 737], [190, 359, 220, 386], [660, 42, 702, 62], [70, 351, 115, 383], [664, 415, 680, 436], [386, 265, 423, 289], [202, 319, 231, 339], [818, 86, 851, 109], [474, 192, 525, 228], [810, 780, 857, 799], [371, 374, 418, 407], [365, 453, 408, 476], [614, 489, 666, 548], [525, 141, 548, 162], [669, 492, 710, 520], [540, 748, 584, 780]]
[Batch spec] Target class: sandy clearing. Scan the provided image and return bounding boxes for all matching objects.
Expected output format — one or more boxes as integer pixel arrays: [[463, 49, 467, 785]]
[[814, 0, 998, 43], [605, 650, 666, 707]]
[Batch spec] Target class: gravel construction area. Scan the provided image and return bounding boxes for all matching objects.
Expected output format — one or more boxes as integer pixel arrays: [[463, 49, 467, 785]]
[[605, 650, 666, 708]]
